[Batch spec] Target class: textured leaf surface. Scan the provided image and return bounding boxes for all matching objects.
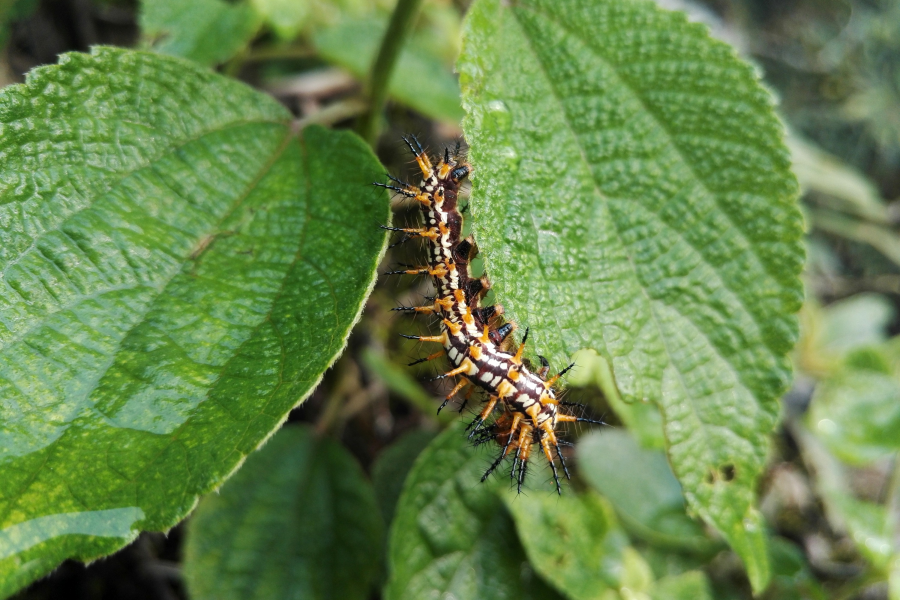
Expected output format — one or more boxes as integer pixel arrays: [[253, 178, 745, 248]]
[[568, 348, 664, 449], [313, 17, 464, 124], [502, 489, 628, 600], [458, 0, 804, 589], [183, 425, 383, 600], [385, 422, 563, 600], [140, 0, 262, 66], [0, 47, 388, 596]]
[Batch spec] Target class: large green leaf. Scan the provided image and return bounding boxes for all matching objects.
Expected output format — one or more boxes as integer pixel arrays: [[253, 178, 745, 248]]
[[183, 425, 384, 600], [0, 47, 388, 596], [384, 421, 563, 600], [458, 0, 804, 589], [140, 0, 263, 66]]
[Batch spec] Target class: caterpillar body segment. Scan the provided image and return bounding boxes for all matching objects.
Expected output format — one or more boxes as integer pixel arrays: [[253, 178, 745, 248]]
[[381, 136, 600, 493]]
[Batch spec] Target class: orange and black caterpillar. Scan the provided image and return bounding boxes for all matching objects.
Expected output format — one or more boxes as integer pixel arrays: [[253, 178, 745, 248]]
[[377, 135, 603, 494]]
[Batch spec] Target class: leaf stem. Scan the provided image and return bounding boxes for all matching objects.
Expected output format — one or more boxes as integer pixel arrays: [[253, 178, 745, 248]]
[[356, 0, 425, 145]]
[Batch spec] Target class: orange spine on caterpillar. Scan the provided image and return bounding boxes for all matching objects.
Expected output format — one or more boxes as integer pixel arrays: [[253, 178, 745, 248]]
[[377, 135, 604, 494]]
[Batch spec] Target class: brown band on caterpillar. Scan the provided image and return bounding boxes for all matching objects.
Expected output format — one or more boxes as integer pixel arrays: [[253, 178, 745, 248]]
[[380, 135, 602, 494]]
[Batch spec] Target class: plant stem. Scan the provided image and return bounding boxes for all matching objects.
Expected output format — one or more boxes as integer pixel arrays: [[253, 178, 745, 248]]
[[357, 0, 425, 145]]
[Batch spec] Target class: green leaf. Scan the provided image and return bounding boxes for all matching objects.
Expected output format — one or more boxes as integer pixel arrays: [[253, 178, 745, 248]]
[[808, 364, 900, 465], [385, 421, 564, 600], [502, 489, 629, 600], [649, 571, 711, 600], [458, 0, 805, 589], [620, 546, 655, 597], [794, 425, 895, 573], [763, 537, 827, 600], [371, 429, 436, 528], [789, 134, 890, 225], [183, 425, 383, 600], [0, 0, 37, 48], [568, 348, 665, 449], [361, 347, 454, 424], [577, 430, 715, 554], [313, 17, 464, 124], [140, 0, 263, 66], [819, 293, 895, 357], [250, 0, 308, 40], [0, 47, 388, 596]]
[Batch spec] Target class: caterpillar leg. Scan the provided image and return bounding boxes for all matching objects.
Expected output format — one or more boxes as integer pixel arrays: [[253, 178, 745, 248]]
[[380, 225, 440, 241], [431, 360, 475, 381], [543, 362, 576, 389], [399, 333, 447, 344], [384, 263, 450, 278], [393, 304, 435, 315], [481, 412, 521, 482], [509, 422, 532, 483], [511, 327, 529, 365], [556, 413, 608, 426], [544, 420, 572, 482], [465, 395, 499, 438], [513, 424, 534, 494], [372, 182, 415, 198], [407, 350, 445, 367], [402, 134, 433, 178], [437, 378, 469, 414], [457, 385, 475, 414], [538, 427, 565, 495]]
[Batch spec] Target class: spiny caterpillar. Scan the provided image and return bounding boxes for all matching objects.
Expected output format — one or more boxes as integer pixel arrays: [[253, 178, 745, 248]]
[[377, 135, 603, 494]]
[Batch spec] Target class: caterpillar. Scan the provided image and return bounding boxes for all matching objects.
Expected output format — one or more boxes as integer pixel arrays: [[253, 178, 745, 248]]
[[377, 135, 603, 494]]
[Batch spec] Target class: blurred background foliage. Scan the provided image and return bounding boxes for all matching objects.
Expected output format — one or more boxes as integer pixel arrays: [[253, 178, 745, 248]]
[[0, 0, 898, 598]]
